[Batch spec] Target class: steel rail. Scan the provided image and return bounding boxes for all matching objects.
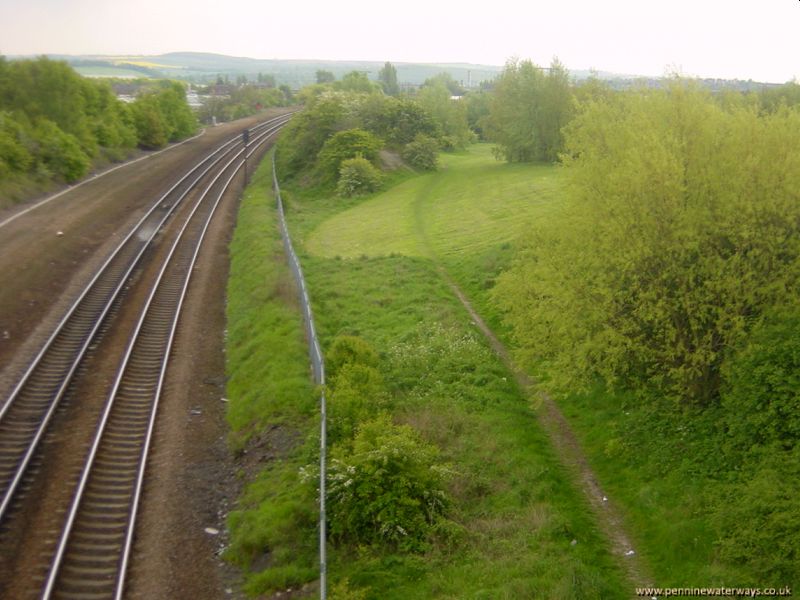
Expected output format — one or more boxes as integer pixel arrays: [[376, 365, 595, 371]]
[[41, 126, 282, 599], [0, 114, 291, 525]]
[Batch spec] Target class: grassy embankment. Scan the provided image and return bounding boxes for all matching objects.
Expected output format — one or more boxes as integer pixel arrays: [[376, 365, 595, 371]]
[[223, 142, 631, 598], [224, 155, 319, 593], [304, 143, 791, 588]]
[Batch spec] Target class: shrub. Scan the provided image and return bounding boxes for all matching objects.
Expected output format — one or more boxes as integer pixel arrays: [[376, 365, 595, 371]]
[[32, 119, 90, 182], [401, 134, 439, 171], [326, 334, 379, 380], [329, 578, 369, 600], [721, 307, 800, 452], [130, 95, 168, 149], [317, 128, 382, 180], [712, 449, 800, 583], [328, 363, 387, 443], [336, 156, 384, 197], [326, 414, 450, 551], [0, 125, 32, 176]]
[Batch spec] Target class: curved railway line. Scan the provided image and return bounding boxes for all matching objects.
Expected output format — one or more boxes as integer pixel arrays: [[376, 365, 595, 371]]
[[0, 113, 291, 598]]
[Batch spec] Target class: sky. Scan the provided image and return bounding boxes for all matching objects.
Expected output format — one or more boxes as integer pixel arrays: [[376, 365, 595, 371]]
[[0, 0, 797, 83]]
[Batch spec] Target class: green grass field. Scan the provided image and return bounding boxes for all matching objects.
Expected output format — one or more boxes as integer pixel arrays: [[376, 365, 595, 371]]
[[290, 143, 782, 589], [265, 146, 635, 597], [306, 144, 560, 261], [228, 142, 792, 596]]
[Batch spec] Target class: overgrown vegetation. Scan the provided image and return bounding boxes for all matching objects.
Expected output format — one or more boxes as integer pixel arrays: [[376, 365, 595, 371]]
[[196, 82, 290, 124], [224, 156, 318, 592], [301, 139, 800, 587], [494, 83, 800, 407], [226, 143, 628, 596], [274, 69, 479, 194], [227, 65, 800, 596], [484, 83, 800, 586], [0, 56, 198, 205], [486, 58, 574, 162]]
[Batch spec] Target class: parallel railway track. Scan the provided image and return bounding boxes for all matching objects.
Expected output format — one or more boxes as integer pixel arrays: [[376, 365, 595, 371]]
[[0, 113, 291, 598]]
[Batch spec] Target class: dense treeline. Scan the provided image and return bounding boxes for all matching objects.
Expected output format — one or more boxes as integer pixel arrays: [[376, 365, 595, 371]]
[[0, 56, 198, 204], [494, 81, 800, 582], [276, 69, 472, 195], [196, 83, 291, 124]]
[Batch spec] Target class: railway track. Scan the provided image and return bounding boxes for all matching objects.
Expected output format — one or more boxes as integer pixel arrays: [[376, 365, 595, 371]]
[[0, 113, 290, 598]]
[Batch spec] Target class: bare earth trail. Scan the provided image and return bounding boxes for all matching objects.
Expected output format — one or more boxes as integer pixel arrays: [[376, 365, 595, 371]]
[[0, 109, 291, 599], [411, 177, 654, 596]]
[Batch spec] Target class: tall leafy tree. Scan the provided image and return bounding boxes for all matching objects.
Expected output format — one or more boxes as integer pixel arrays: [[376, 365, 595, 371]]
[[494, 83, 800, 405], [487, 58, 573, 162], [417, 80, 471, 148], [334, 71, 381, 94], [378, 61, 399, 96]]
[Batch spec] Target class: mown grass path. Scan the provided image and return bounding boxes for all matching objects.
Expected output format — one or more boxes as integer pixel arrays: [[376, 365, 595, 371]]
[[306, 144, 653, 592]]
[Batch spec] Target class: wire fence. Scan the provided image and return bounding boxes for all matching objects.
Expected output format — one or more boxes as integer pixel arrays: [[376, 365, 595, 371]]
[[271, 154, 327, 599]]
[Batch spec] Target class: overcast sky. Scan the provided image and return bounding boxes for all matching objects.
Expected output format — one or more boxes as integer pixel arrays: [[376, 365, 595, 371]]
[[0, 0, 797, 82]]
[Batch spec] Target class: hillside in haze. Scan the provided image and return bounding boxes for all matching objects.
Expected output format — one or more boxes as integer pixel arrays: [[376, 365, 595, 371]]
[[38, 52, 503, 87], [10, 51, 780, 92]]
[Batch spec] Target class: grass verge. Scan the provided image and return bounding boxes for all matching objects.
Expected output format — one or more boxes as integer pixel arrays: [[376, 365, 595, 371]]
[[279, 146, 628, 597], [224, 153, 319, 593], [300, 146, 800, 588]]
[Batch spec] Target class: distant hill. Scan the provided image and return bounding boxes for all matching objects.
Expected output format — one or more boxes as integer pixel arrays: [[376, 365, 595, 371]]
[[13, 52, 782, 93], [36, 52, 502, 88]]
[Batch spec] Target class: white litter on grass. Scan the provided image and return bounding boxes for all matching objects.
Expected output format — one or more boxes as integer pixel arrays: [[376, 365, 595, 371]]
[[204, 527, 219, 535], [602, 496, 608, 502], [625, 549, 636, 556]]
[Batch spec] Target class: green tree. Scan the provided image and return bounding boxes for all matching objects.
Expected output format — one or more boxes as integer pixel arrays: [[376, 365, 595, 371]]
[[464, 90, 491, 140], [417, 80, 471, 149], [378, 61, 399, 96], [336, 156, 384, 197], [759, 81, 800, 112], [328, 363, 387, 443], [276, 92, 346, 177], [401, 134, 439, 170], [1, 57, 96, 156], [494, 84, 800, 405], [32, 118, 91, 182], [317, 128, 383, 180], [423, 72, 464, 96], [155, 81, 198, 141], [0, 111, 33, 177], [358, 96, 440, 146], [130, 94, 168, 149], [721, 306, 800, 451], [487, 58, 574, 162], [325, 414, 450, 550], [334, 71, 381, 94]]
